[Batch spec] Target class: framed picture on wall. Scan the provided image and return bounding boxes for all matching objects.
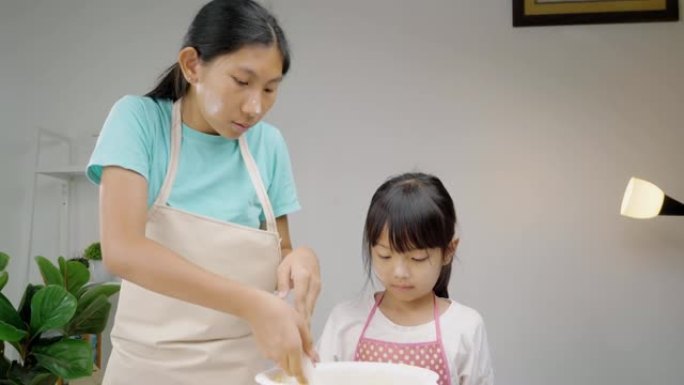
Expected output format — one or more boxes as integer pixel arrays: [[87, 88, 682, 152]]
[[513, 0, 679, 27]]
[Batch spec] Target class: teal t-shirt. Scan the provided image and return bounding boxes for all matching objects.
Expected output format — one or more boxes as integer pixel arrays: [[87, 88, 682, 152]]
[[87, 95, 301, 228]]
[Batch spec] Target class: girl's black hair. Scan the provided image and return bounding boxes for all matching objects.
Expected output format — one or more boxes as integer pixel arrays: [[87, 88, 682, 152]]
[[146, 0, 291, 101], [363, 172, 457, 298]]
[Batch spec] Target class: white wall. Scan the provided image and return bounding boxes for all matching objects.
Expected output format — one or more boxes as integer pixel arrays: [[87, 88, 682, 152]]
[[1, 1, 683, 384]]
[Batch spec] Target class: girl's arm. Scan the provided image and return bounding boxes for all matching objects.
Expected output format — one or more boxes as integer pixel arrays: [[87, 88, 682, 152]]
[[316, 309, 343, 362], [100, 166, 312, 383], [458, 318, 495, 385]]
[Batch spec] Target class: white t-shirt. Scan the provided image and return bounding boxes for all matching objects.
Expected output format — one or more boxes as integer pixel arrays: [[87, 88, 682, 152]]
[[317, 292, 494, 385]]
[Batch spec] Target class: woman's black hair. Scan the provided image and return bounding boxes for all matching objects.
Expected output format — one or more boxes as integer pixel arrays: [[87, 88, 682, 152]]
[[363, 172, 457, 298], [146, 0, 291, 101]]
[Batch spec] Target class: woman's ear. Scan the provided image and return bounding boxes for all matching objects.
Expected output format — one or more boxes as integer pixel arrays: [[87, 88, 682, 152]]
[[443, 238, 459, 265], [178, 46, 201, 84]]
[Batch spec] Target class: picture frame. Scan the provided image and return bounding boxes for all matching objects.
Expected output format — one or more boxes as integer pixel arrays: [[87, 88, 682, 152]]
[[513, 0, 679, 27]]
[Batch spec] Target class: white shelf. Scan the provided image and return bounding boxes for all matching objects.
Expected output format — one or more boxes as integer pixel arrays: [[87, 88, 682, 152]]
[[36, 165, 86, 181], [28, 128, 94, 274]]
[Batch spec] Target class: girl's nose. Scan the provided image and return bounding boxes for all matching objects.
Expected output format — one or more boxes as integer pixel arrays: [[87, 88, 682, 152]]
[[241, 91, 262, 118], [393, 259, 410, 278]]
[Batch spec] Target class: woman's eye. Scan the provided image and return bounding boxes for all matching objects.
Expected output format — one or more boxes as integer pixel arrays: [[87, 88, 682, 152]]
[[377, 255, 391, 260], [264, 88, 275, 94], [412, 256, 429, 262], [232, 76, 249, 86]]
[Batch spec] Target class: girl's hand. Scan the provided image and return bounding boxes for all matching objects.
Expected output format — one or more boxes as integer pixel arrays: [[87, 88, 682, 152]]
[[245, 290, 313, 384], [276, 247, 321, 321]]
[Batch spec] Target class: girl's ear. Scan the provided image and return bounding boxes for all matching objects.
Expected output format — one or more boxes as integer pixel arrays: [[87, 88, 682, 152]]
[[178, 46, 202, 84], [443, 238, 459, 265]]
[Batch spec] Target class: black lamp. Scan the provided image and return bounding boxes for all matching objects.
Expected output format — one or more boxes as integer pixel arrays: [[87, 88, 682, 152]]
[[620, 177, 684, 219]]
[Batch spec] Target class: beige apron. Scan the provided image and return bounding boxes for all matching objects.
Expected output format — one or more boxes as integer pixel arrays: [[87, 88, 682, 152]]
[[103, 100, 281, 385]]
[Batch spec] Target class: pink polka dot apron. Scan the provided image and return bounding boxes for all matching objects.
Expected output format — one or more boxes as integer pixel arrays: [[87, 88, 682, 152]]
[[353, 293, 451, 385]]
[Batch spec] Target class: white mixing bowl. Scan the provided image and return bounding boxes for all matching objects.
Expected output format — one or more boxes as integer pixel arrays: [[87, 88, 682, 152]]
[[255, 361, 439, 385]]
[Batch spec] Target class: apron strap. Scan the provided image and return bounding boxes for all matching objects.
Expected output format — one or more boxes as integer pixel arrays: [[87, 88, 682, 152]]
[[238, 135, 277, 232], [155, 99, 277, 233], [433, 294, 444, 341], [357, 292, 383, 341], [154, 100, 183, 207], [358, 293, 443, 341]]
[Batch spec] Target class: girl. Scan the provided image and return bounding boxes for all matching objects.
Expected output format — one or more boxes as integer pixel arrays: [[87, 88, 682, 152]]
[[87, 1, 319, 384], [317, 172, 494, 385]]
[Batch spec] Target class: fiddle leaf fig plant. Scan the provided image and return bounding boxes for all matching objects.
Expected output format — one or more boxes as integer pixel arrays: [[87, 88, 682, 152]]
[[0, 252, 119, 384], [82, 243, 101, 262]]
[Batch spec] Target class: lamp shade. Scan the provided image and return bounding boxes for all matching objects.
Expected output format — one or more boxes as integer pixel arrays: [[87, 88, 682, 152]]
[[620, 177, 684, 219]]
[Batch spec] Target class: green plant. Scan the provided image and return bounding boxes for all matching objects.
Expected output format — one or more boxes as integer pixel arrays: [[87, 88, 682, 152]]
[[82, 243, 101, 262], [67, 258, 89, 269], [0, 251, 119, 384]]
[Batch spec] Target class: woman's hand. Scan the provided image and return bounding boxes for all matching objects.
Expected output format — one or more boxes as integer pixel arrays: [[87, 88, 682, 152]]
[[244, 290, 313, 384], [276, 246, 321, 321]]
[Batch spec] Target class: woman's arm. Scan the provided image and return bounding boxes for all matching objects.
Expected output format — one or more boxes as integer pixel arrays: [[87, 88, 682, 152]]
[[274, 215, 321, 321], [100, 166, 312, 382], [100, 166, 259, 316]]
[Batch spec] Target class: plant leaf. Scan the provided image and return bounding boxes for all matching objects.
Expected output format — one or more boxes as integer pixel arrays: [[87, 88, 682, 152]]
[[18, 284, 43, 325], [76, 282, 95, 298], [58, 257, 66, 277], [28, 373, 58, 385], [0, 293, 24, 330], [62, 261, 90, 296], [30, 286, 77, 334], [0, 272, 8, 292], [77, 283, 120, 308], [67, 284, 119, 335], [4, 364, 57, 385], [0, 352, 9, 378], [33, 338, 93, 380], [83, 242, 102, 261], [0, 252, 9, 271], [67, 295, 111, 335], [6, 362, 35, 385], [0, 297, 25, 355], [0, 320, 28, 342], [34, 257, 63, 287]]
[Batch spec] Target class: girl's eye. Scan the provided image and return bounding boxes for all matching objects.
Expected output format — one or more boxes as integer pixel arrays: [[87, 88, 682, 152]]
[[377, 255, 391, 260], [412, 255, 429, 262], [264, 88, 275, 94], [232, 76, 249, 86]]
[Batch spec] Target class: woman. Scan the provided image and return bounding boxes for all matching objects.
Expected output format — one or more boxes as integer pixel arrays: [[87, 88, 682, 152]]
[[87, 1, 319, 384]]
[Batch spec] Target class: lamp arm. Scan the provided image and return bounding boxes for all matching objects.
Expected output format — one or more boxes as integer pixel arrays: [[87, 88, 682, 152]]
[[660, 195, 684, 216]]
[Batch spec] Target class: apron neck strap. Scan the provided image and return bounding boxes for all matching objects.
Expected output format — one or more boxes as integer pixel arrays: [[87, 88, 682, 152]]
[[154, 99, 277, 232], [238, 134, 277, 231], [358, 292, 444, 340]]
